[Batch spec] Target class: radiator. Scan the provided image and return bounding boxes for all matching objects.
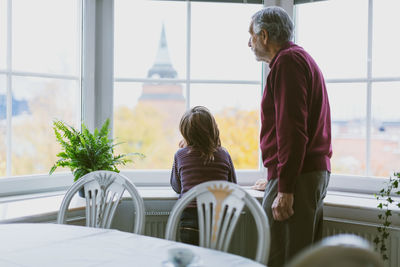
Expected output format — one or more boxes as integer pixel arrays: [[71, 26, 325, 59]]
[[144, 211, 169, 238], [324, 218, 400, 267]]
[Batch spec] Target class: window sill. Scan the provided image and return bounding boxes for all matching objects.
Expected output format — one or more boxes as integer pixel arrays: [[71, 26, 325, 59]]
[[0, 186, 398, 227]]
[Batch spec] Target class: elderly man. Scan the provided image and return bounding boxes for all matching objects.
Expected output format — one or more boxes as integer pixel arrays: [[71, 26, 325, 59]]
[[248, 6, 332, 267]]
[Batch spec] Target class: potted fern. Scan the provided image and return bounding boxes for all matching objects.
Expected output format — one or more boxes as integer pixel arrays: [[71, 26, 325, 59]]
[[49, 118, 142, 197]]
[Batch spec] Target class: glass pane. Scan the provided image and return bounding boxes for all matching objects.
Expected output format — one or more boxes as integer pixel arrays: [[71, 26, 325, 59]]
[[12, 0, 80, 75], [0, 75, 6, 176], [295, 0, 368, 79], [191, 2, 262, 80], [0, 0, 6, 70], [328, 83, 367, 175], [114, 0, 186, 79], [372, 0, 400, 77], [371, 82, 400, 177], [113, 81, 186, 169], [190, 84, 261, 169], [11, 77, 79, 176]]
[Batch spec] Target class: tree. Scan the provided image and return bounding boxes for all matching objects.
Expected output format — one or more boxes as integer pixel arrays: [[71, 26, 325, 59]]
[[114, 103, 178, 169], [11, 81, 76, 175], [0, 126, 5, 176], [215, 108, 259, 169]]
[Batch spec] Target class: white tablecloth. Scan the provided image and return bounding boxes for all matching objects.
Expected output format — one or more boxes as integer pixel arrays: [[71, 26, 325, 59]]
[[0, 223, 264, 267]]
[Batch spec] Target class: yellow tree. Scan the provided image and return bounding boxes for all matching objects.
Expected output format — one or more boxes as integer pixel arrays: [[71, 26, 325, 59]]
[[114, 103, 178, 169], [11, 82, 76, 175], [0, 126, 5, 176], [215, 108, 259, 169]]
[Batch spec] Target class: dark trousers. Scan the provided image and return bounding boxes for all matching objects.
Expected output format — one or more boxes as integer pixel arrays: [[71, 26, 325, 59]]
[[179, 207, 199, 246], [262, 171, 330, 267]]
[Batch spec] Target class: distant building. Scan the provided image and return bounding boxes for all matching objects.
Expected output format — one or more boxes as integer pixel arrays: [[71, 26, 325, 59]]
[[0, 95, 29, 120], [138, 24, 185, 128], [332, 119, 400, 176]]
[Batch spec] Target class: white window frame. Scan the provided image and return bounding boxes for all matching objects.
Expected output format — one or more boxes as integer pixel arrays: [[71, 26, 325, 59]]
[[0, 0, 395, 197], [0, 0, 83, 197], [112, 0, 267, 186], [292, 0, 400, 195]]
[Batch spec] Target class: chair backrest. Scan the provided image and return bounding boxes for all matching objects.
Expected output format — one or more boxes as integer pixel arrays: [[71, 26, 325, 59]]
[[286, 234, 384, 267], [57, 170, 145, 234], [165, 180, 270, 265]]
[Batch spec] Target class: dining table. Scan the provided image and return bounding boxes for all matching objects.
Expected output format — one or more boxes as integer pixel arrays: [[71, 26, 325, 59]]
[[0, 223, 265, 267]]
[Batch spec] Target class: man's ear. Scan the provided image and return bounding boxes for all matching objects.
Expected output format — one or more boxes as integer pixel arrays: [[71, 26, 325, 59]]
[[260, 29, 268, 45]]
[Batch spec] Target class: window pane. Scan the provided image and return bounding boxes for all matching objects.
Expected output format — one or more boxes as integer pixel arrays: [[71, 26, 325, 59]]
[[12, 0, 80, 75], [113, 81, 186, 169], [372, 0, 400, 77], [190, 84, 260, 169], [0, 0, 6, 70], [114, 0, 186, 79], [328, 83, 366, 175], [371, 82, 400, 177], [191, 2, 262, 80], [295, 0, 368, 79], [0, 75, 6, 176], [11, 77, 79, 176]]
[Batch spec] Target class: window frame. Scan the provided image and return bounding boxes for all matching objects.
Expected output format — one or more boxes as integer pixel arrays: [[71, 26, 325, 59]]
[[112, 0, 265, 178], [0, 0, 397, 198], [0, 0, 82, 189], [295, 0, 400, 178]]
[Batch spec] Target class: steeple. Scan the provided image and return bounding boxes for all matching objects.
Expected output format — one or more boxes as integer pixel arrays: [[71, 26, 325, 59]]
[[147, 24, 177, 78], [138, 23, 185, 130]]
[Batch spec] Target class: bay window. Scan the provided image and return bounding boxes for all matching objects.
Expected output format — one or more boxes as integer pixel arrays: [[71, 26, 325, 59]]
[[295, 0, 400, 182], [113, 0, 264, 181], [0, 0, 398, 197], [0, 0, 81, 191]]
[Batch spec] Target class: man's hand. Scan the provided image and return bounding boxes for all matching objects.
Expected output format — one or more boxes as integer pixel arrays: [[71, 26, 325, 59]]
[[251, 179, 268, 191], [271, 192, 294, 221]]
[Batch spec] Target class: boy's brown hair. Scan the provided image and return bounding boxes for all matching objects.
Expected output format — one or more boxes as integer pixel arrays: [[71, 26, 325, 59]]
[[179, 106, 221, 163]]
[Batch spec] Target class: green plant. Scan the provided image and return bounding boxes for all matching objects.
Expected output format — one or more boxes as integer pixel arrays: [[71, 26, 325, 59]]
[[49, 118, 142, 182], [374, 172, 400, 261]]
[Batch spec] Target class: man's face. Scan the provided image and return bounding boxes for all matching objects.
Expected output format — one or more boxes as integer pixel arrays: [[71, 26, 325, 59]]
[[248, 21, 268, 62]]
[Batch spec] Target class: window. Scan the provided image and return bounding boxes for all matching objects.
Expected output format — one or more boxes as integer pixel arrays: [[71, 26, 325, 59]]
[[0, 0, 82, 178], [1, 0, 396, 197], [113, 1, 264, 177], [295, 0, 400, 178]]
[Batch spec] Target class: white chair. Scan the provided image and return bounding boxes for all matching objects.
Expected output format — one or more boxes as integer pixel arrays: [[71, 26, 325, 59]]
[[57, 170, 145, 234], [165, 180, 270, 265], [286, 234, 384, 267]]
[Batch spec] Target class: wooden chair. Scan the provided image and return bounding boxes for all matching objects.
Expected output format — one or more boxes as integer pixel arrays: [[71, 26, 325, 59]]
[[57, 170, 145, 234], [165, 180, 270, 265]]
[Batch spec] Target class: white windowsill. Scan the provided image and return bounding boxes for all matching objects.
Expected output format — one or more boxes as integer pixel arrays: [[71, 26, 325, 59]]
[[0, 186, 399, 227]]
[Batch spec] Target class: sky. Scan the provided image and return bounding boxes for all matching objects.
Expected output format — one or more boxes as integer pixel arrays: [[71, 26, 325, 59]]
[[0, 0, 399, 176], [113, 0, 400, 121], [1, 0, 399, 121], [113, 0, 262, 112]]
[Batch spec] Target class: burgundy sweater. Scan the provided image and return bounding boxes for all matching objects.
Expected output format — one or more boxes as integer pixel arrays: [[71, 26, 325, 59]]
[[170, 146, 237, 205], [260, 41, 332, 193]]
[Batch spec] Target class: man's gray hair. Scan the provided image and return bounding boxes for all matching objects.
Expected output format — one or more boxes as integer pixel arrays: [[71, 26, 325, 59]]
[[252, 6, 294, 44]]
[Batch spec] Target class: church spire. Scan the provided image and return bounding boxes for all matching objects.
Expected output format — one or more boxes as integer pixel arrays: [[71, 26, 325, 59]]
[[147, 24, 177, 78]]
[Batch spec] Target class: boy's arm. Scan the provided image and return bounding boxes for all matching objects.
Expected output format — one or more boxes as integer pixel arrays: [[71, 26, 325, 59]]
[[227, 153, 237, 184], [170, 155, 181, 194]]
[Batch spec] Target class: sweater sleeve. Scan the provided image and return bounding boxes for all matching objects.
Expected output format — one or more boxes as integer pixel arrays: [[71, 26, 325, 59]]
[[170, 154, 181, 194], [227, 153, 237, 184], [273, 54, 309, 193]]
